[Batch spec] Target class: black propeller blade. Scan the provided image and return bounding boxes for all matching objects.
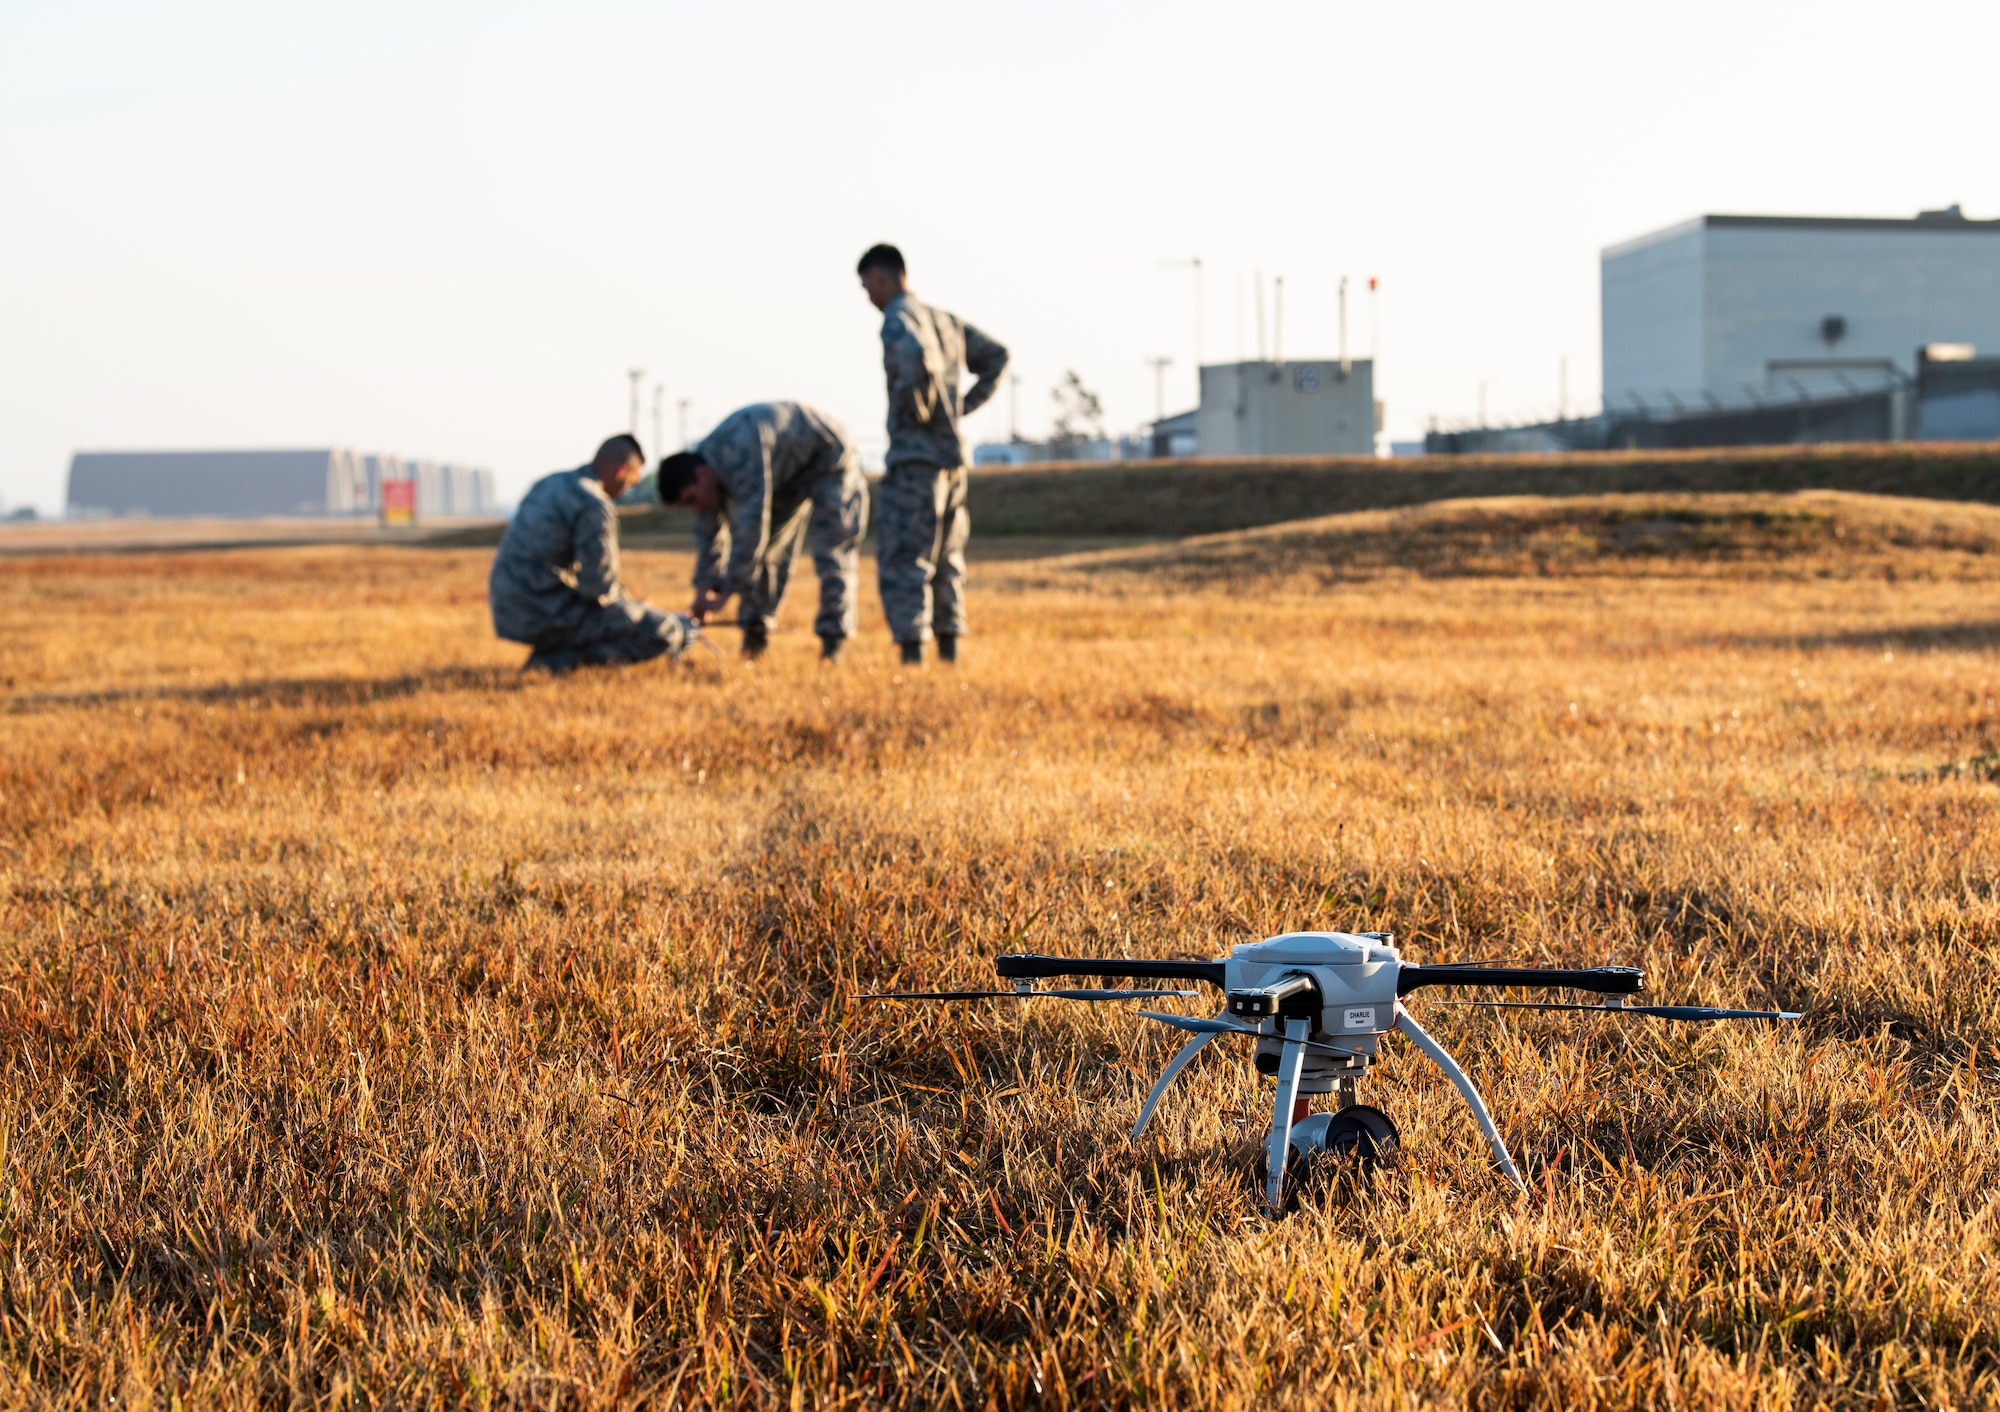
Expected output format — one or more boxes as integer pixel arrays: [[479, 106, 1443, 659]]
[[1440, 1000, 1801, 1022], [863, 988, 1199, 1002], [1399, 964, 1644, 996]]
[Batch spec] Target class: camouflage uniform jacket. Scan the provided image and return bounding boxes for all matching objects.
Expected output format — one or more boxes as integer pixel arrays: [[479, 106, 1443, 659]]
[[692, 402, 855, 596], [488, 468, 627, 642], [879, 293, 1008, 471]]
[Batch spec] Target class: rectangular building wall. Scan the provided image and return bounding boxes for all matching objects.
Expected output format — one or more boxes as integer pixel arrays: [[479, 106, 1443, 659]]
[[68, 450, 337, 518], [1603, 213, 2000, 413], [65, 448, 498, 519], [1601, 219, 1706, 411], [1197, 359, 1375, 456], [1704, 221, 2000, 396]]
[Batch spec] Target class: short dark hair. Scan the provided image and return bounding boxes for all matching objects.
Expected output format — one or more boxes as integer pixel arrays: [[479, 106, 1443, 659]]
[[656, 451, 705, 503], [593, 433, 644, 474], [856, 243, 905, 277]]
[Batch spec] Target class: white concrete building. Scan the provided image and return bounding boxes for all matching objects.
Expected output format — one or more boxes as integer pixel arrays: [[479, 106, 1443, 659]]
[[1602, 207, 2000, 413], [67, 448, 496, 519], [1197, 359, 1377, 456]]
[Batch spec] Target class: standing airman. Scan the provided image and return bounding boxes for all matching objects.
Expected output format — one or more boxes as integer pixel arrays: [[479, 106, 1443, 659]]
[[857, 243, 1009, 665]]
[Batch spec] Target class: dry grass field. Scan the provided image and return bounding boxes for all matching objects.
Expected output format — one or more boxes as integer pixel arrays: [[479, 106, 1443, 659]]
[[4, 489, 1999, 1409]]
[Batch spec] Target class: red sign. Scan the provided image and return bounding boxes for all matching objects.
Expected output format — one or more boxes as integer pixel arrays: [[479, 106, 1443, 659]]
[[381, 479, 417, 526]]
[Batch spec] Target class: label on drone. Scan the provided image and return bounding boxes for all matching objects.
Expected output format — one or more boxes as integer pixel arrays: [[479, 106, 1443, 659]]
[[1343, 1007, 1377, 1031]]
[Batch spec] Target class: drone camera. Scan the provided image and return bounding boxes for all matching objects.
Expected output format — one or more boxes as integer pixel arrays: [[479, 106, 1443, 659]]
[[1227, 972, 1321, 1021]]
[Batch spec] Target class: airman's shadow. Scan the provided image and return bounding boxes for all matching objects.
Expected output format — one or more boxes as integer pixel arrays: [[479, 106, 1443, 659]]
[[4, 664, 522, 714]]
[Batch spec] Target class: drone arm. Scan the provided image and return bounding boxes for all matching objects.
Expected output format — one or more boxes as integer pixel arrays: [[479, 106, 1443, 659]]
[[997, 953, 1228, 989], [1397, 964, 1642, 996], [1393, 1004, 1527, 1192], [1130, 1027, 1221, 1139]]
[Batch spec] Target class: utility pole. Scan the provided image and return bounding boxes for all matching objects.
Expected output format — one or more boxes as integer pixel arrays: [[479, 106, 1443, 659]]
[[627, 368, 644, 436], [1558, 356, 1569, 421], [1145, 356, 1174, 424], [1273, 278, 1285, 365], [1009, 373, 1023, 441], [651, 383, 664, 459], [677, 398, 691, 450], [1339, 276, 1350, 376]]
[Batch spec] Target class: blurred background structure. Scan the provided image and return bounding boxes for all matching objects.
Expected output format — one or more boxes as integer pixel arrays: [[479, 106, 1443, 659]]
[[1430, 207, 2000, 453], [66, 449, 497, 519]]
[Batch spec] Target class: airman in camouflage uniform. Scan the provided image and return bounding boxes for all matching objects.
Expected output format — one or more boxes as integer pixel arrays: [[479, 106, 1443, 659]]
[[857, 244, 1009, 664], [489, 435, 694, 672], [657, 402, 868, 659]]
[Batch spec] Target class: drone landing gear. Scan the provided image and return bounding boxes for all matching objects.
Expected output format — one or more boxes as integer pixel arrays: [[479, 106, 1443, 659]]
[[1392, 1003, 1527, 1192], [1130, 1025, 1223, 1140]]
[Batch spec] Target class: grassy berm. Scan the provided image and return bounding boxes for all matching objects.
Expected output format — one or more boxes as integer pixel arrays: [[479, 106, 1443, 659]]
[[3, 490, 1999, 1408]]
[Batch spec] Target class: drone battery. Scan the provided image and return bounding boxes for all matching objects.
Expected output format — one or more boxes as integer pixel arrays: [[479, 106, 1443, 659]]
[[1227, 972, 1320, 1020]]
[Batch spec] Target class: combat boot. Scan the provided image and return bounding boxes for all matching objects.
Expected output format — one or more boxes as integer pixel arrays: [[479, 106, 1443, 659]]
[[740, 623, 769, 660], [898, 641, 923, 667], [820, 635, 844, 662], [935, 634, 958, 664], [524, 646, 584, 675]]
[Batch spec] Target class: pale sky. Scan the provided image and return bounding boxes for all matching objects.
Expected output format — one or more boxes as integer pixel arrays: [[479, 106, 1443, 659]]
[[2, 0, 1995, 513]]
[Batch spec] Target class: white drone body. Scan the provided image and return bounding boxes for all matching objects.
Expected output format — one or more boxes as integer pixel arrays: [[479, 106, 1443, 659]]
[[1132, 931, 1521, 1207], [875, 928, 1801, 1210]]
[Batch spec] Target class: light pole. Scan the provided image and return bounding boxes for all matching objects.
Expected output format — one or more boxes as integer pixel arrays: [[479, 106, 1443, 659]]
[[627, 368, 644, 436], [1008, 373, 1023, 442], [677, 398, 691, 450], [651, 383, 664, 459]]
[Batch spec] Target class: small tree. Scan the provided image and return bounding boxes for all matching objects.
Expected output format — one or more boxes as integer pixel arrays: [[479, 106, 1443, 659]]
[[1048, 370, 1105, 455]]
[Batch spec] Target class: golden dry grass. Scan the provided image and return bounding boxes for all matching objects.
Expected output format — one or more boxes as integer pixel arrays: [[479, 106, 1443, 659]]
[[3, 491, 1999, 1409]]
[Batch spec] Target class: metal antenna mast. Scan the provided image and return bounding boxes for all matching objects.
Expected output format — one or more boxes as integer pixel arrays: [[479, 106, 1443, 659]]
[[1339, 277, 1350, 376], [1368, 276, 1379, 362]]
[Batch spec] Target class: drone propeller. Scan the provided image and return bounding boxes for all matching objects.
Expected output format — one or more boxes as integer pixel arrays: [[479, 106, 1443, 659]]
[[1441, 999, 1802, 1022], [863, 987, 1199, 1002]]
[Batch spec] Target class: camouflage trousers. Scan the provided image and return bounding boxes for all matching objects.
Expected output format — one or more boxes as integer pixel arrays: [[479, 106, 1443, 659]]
[[525, 599, 693, 671], [875, 461, 968, 644], [737, 456, 869, 639]]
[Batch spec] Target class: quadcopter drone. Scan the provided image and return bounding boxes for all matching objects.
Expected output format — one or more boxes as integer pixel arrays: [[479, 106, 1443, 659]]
[[867, 930, 1800, 1208]]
